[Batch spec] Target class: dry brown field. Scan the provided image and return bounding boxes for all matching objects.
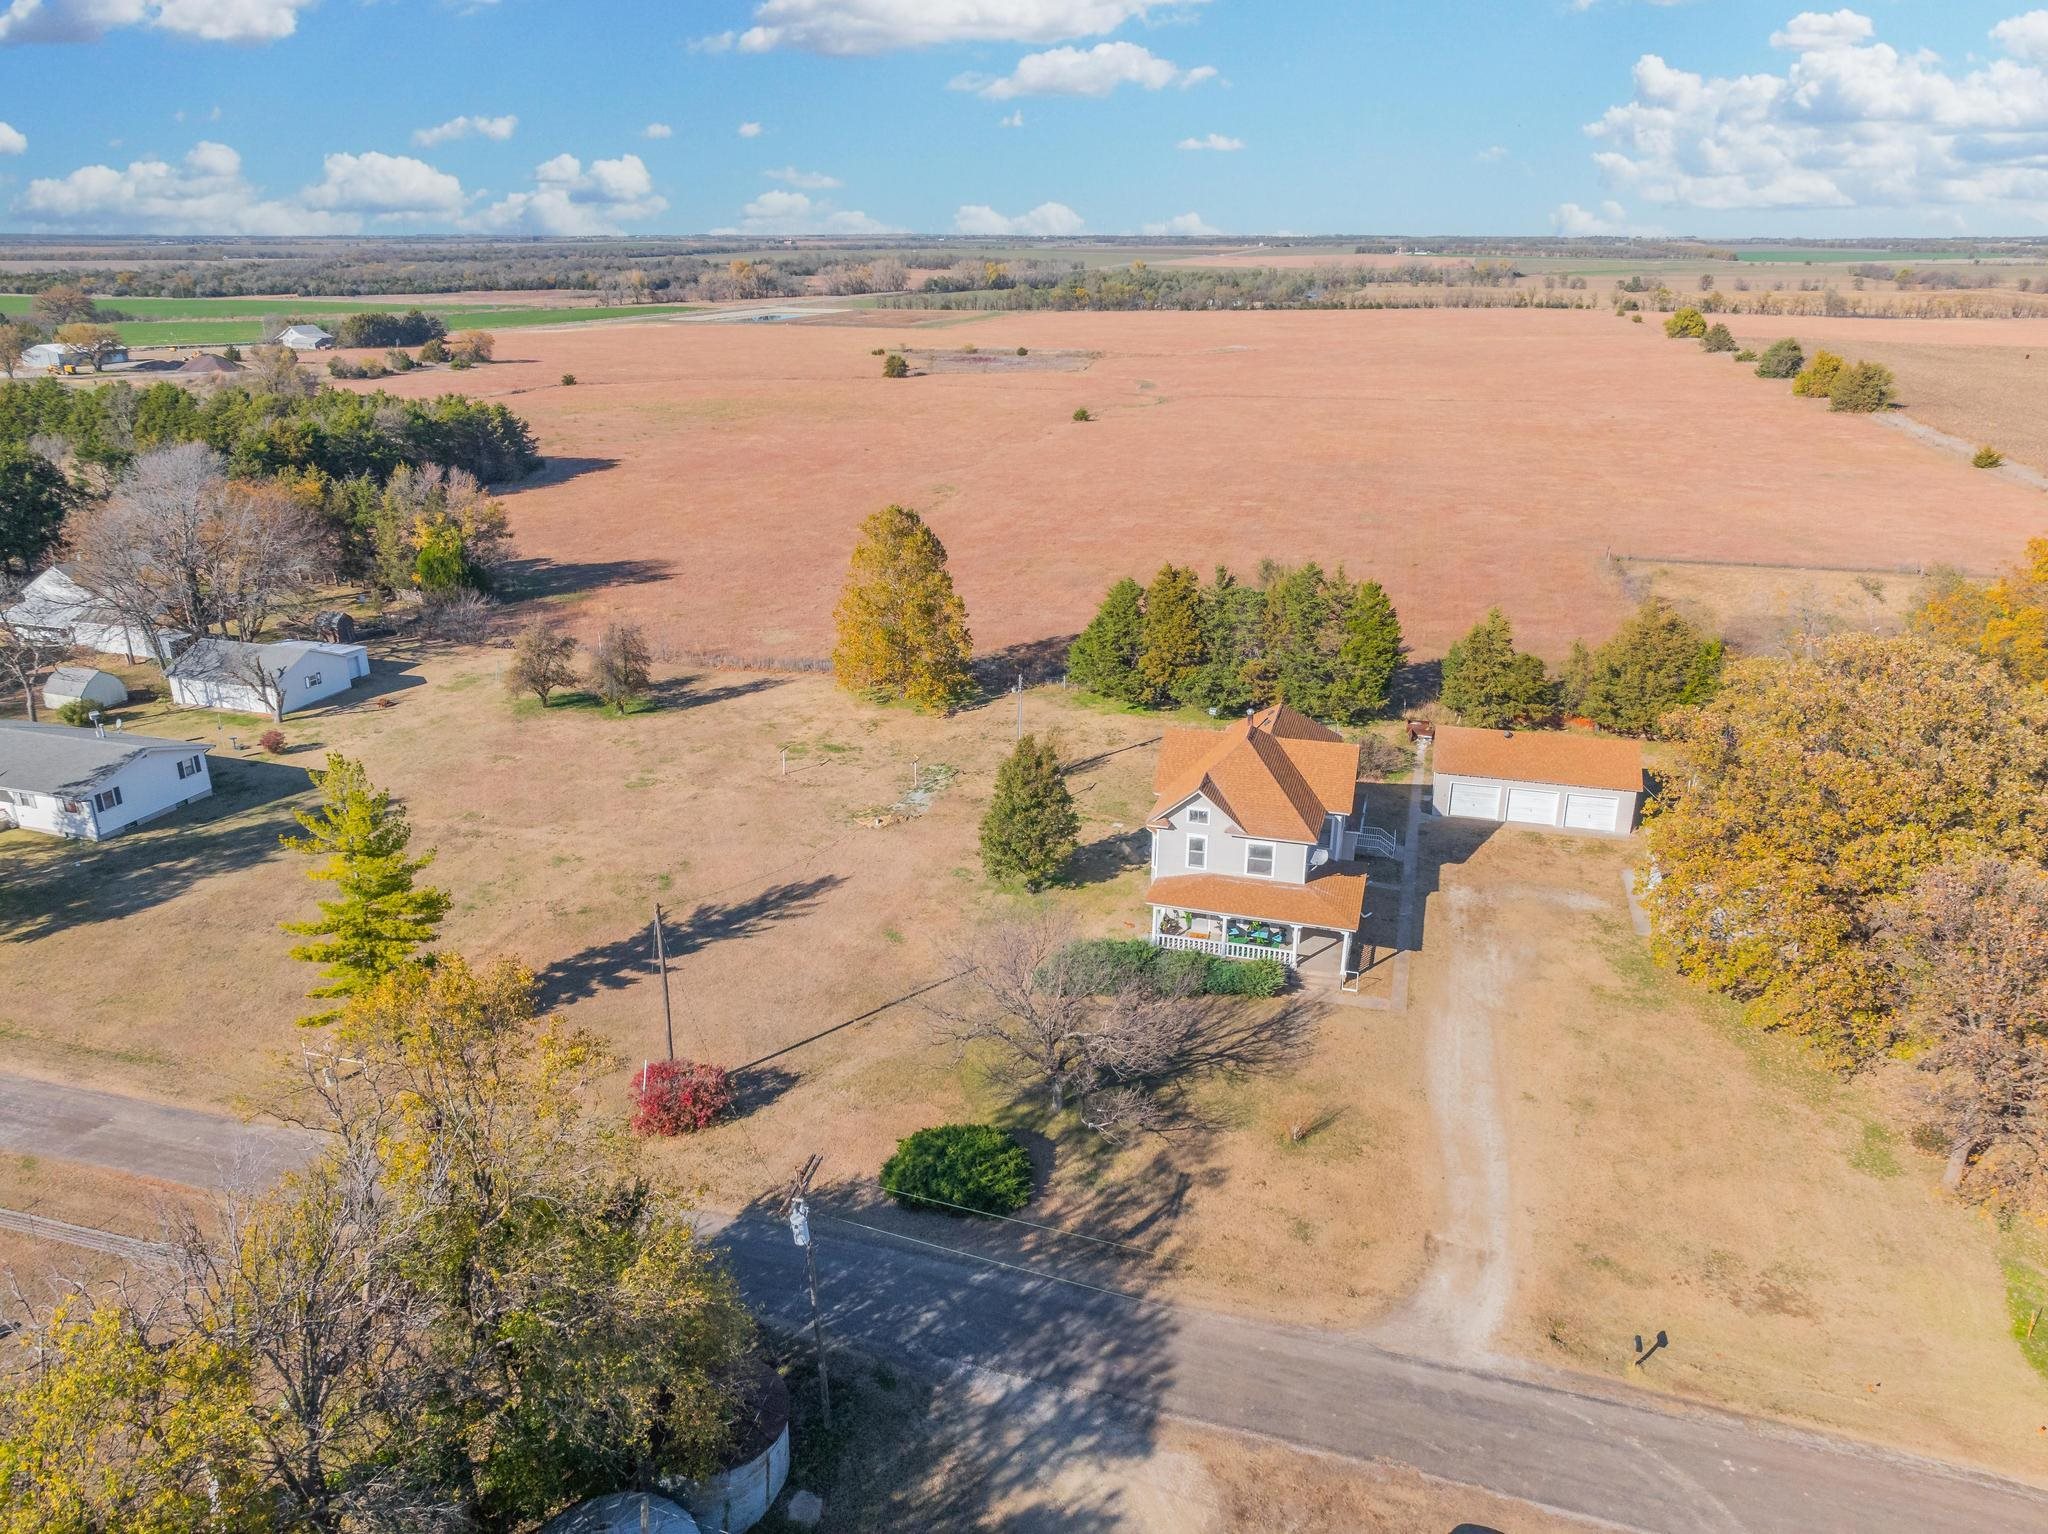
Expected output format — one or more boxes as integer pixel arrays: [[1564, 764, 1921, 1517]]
[[337, 308, 2047, 667]]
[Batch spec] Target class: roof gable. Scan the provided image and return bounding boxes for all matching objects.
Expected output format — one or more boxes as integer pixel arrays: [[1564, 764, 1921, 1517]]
[[1431, 725, 1644, 794], [1148, 705, 1359, 842]]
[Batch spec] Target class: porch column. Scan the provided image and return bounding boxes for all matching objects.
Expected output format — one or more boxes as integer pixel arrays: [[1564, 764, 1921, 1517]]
[[1288, 924, 1300, 966], [1149, 905, 1162, 940], [1338, 928, 1353, 980]]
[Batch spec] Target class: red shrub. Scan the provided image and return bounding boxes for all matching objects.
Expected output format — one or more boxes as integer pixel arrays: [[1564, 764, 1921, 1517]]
[[259, 729, 287, 754], [630, 1060, 735, 1136]]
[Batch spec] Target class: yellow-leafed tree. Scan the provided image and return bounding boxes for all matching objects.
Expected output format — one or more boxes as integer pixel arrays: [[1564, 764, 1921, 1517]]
[[1911, 537, 2048, 690], [832, 503, 975, 713]]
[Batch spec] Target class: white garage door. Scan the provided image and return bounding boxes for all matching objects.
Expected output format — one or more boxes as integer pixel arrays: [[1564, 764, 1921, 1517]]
[[1505, 787, 1560, 825], [1564, 792, 1620, 832], [1447, 781, 1501, 820]]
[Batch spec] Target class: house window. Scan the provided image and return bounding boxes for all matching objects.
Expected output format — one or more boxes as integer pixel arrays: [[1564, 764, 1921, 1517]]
[[304, 672, 323, 690], [1186, 835, 1207, 870], [177, 756, 204, 780], [1246, 842, 1275, 877], [92, 786, 123, 813], [1185, 807, 1210, 826]]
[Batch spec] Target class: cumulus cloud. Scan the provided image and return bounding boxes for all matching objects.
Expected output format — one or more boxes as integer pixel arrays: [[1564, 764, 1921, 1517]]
[[737, 121, 763, 137], [1142, 211, 1219, 235], [715, 187, 902, 235], [0, 121, 23, 155], [643, 122, 674, 139], [0, 0, 316, 45], [952, 200, 1083, 236], [17, 140, 353, 233], [1177, 132, 1242, 151], [764, 166, 842, 189], [412, 113, 517, 148], [1551, 199, 1633, 235], [480, 152, 667, 236], [1580, 9, 2048, 221], [718, 0, 1208, 56], [300, 151, 466, 219], [954, 41, 1216, 100]]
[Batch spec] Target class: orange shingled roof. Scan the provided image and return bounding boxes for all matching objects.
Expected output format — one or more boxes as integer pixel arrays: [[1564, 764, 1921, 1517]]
[[1147, 704, 1359, 842], [1431, 725, 1644, 794], [1146, 869, 1368, 931]]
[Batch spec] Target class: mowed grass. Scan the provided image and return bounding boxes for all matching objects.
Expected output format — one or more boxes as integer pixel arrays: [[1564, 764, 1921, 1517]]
[[1436, 828, 2048, 1476], [0, 294, 693, 347]]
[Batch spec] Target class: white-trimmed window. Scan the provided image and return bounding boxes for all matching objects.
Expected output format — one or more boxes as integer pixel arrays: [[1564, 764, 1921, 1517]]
[[177, 755, 204, 780], [92, 786, 123, 813], [1185, 806, 1210, 826], [1245, 842, 1275, 878], [304, 672, 323, 690], [1186, 835, 1207, 870]]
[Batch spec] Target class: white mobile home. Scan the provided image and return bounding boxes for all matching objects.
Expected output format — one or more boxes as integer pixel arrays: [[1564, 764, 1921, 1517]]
[[167, 637, 370, 717], [3, 565, 181, 663], [0, 721, 211, 840], [1430, 725, 1644, 835]]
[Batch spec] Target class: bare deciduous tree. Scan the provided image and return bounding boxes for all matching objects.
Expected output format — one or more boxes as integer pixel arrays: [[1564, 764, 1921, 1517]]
[[0, 578, 72, 721], [246, 343, 317, 399], [65, 442, 227, 669], [506, 618, 578, 704], [1883, 857, 2048, 1210], [210, 479, 329, 643], [415, 587, 495, 645], [589, 620, 651, 713]]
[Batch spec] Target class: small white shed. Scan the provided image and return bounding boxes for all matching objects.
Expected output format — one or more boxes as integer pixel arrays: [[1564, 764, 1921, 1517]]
[[1431, 725, 1644, 835], [42, 667, 129, 711], [274, 324, 334, 350]]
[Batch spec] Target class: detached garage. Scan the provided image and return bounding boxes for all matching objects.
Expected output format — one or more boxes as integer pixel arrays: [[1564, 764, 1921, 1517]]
[[1430, 725, 1643, 836]]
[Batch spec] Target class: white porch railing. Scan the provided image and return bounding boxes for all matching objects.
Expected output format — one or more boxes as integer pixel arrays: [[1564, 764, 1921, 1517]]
[[1351, 826, 1400, 861], [1154, 932, 1298, 967]]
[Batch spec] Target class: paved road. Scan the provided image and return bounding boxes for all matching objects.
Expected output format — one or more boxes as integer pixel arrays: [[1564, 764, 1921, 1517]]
[[0, 1074, 311, 1190], [6, 1072, 2046, 1534]]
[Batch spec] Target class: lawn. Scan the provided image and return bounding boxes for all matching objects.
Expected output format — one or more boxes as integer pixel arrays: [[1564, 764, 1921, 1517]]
[[0, 294, 693, 347], [0, 652, 1434, 1325]]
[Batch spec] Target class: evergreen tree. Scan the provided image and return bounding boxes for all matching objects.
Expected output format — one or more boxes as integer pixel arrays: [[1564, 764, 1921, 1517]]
[[1754, 337, 1804, 379], [1332, 578, 1404, 722], [1136, 564, 1204, 705], [832, 504, 975, 713], [280, 754, 451, 1026], [1182, 567, 1264, 715], [1439, 608, 1555, 727], [1580, 597, 1723, 736], [979, 733, 1080, 890], [1248, 562, 1342, 714], [1066, 577, 1146, 703], [1558, 640, 1595, 716], [0, 446, 74, 575]]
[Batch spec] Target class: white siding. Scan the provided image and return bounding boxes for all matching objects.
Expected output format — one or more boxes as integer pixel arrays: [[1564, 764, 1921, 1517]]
[[1, 748, 211, 841], [1433, 772, 1638, 835], [170, 644, 368, 717], [1149, 792, 1314, 880]]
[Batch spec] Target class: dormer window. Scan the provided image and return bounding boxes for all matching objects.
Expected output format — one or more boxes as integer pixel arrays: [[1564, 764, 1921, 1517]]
[[1185, 807, 1209, 826]]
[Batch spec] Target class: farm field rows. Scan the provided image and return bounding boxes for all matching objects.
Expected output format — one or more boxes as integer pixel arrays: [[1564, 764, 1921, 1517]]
[[334, 306, 2048, 665]]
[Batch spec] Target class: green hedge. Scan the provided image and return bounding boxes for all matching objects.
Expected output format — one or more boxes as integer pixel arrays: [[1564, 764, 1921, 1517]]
[[1049, 938, 1287, 998], [880, 1124, 1034, 1216]]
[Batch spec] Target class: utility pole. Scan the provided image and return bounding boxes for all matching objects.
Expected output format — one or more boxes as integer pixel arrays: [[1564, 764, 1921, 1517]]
[[651, 902, 674, 1062], [782, 1154, 831, 1428]]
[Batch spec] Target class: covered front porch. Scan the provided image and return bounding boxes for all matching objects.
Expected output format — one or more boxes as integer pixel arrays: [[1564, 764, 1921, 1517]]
[[1148, 905, 1347, 972]]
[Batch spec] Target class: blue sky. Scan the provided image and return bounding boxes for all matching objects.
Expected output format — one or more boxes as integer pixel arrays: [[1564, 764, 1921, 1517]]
[[3, 2, 2048, 238]]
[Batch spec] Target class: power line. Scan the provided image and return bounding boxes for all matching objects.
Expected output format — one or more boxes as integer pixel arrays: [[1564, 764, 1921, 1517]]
[[857, 1182, 1159, 1257]]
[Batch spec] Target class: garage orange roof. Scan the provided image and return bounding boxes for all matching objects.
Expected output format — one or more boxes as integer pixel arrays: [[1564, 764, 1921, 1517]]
[[1148, 704, 1358, 842], [1431, 725, 1644, 794], [1146, 870, 1368, 930]]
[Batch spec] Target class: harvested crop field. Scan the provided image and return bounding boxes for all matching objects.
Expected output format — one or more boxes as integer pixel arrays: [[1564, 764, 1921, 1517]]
[[338, 309, 2048, 663]]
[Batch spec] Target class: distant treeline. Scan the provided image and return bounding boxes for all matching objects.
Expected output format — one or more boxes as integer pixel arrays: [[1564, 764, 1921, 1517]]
[[0, 376, 541, 486], [881, 261, 1597, 312]]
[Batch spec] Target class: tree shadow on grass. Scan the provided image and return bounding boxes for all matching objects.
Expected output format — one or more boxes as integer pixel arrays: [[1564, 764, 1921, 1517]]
[[0, 757, 314, 943], [535, 874, 844, 1007], [645, 674, 792, 711], [971, 634, 1078, 694], [1063, 827, 1149, 888], [498, 554, 673, 601], [504, 455, 619, 493]]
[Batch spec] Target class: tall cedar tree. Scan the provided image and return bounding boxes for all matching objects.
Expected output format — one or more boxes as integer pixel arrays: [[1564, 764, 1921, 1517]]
[[1136, 564, 1205, 705], [1646, 635, 2048, 1062], [1334, 578, 1404, 722], [1249, 563, 1344, 715], [1185, 568, 1264, 714], [1558, 640, 1596, 716], [979, 733, 1080, 890], [1067, 577, 1147, 702], [589, 620, 652, 713], [0, 446, 74, 574], [1576, 597, 1724, 735], [1439, 608, 1554, 726], [832, 504, 974, 713], [280, 753, 451, 1026]]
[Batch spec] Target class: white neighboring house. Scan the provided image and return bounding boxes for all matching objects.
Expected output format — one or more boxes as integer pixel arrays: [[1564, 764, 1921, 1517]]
[[21, 341, 127, 371], [273, 324, 334, 350], [167, 637, 370, 718], [1430, 725, 1644, 834], [4, 565, 184, 663], [0, 721, 211, 840], [41, 666, 129, 712]]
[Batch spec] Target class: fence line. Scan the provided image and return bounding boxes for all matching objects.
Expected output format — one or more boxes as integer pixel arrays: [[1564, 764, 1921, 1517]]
[[1608, 551, 1994, 580]]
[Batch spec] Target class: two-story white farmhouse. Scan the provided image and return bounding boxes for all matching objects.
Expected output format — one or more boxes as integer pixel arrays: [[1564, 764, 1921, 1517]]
[[167, 637, 371, 718], [1145, 704, 1369, 978], [0, 721, 212, 840]]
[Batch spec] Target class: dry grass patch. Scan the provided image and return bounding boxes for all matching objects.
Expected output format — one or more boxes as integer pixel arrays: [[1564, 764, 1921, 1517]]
[[1443, 829, 2048, 1475]]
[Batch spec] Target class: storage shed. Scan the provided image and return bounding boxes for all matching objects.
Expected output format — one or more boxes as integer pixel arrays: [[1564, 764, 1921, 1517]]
[[41, 667, 129, 711], [1431, 725, 1644, 835]]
